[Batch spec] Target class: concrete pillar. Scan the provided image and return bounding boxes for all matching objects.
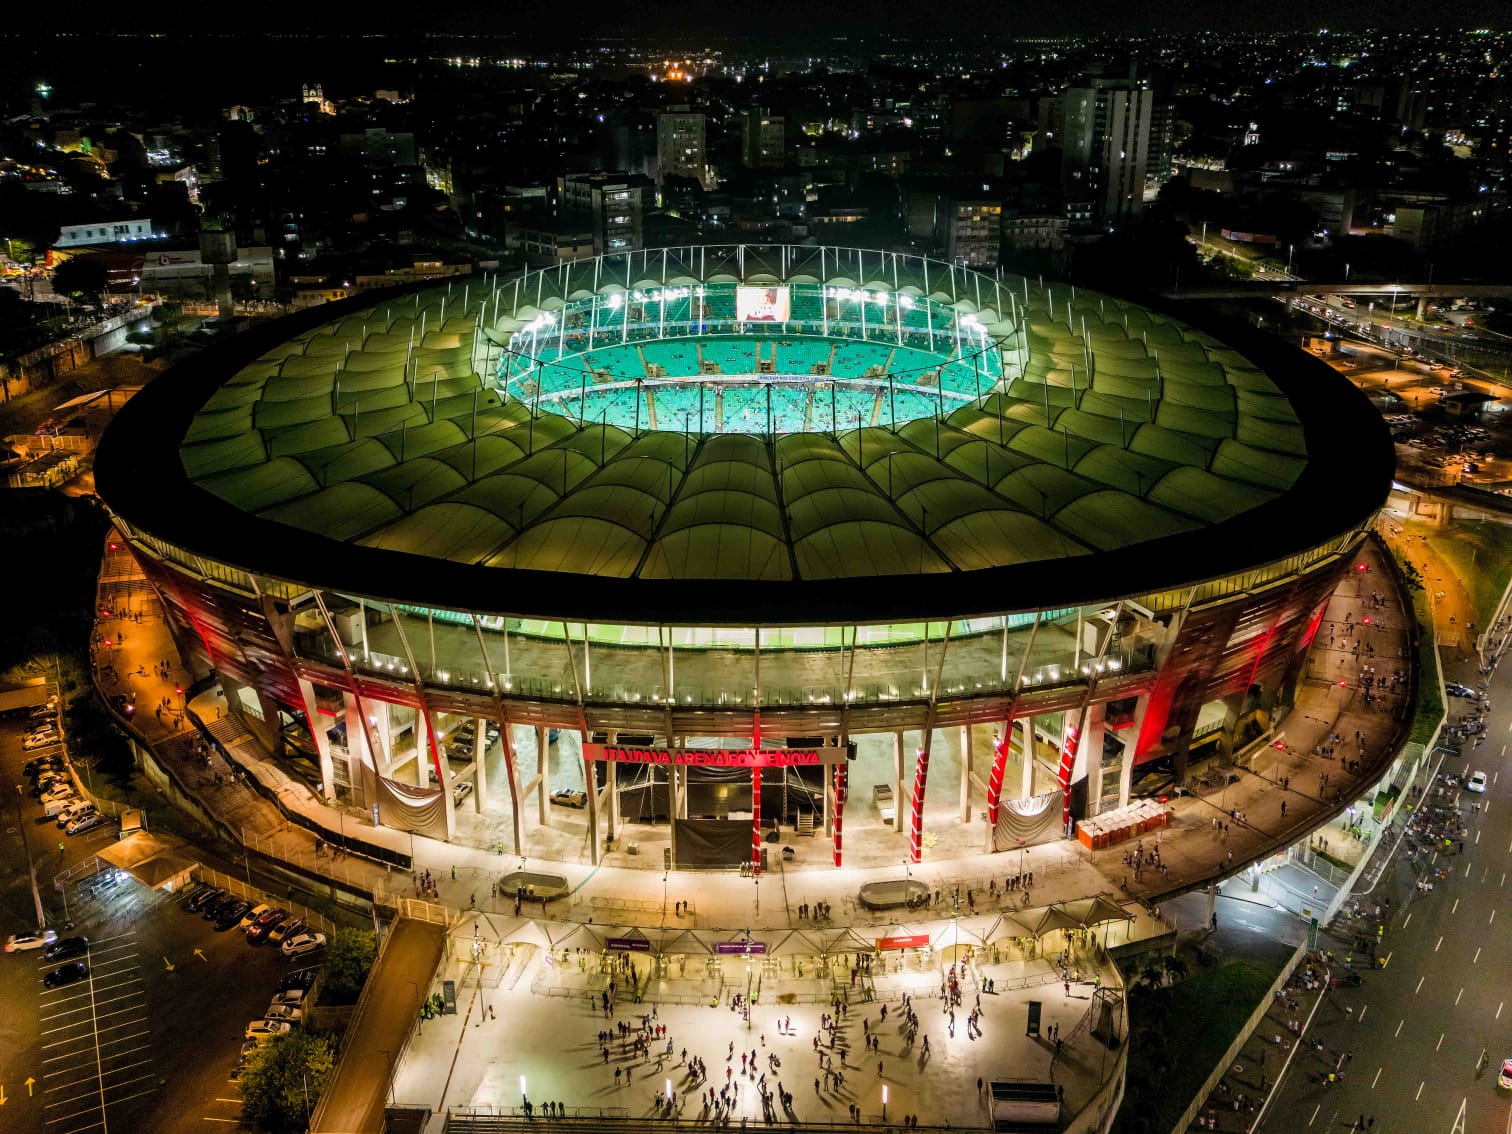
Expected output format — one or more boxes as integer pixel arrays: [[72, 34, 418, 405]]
[[668, 764, 679, 865], [297, 677, 335, 801], [371, 700, 393, 774], [1415, 296, 1427, 322], [413, 708, 431, 788], [343, 693, 373, 774], [893, 731, 906, 836], [959, 725, 972, 823], [607, 731, 620, 840], [1117, 694, 1149, 810], [536, 725, 550, 827], [1081, 715, 1105, 817], [1019, 716, 1035, 799], [582, 732, 599, 866], [473, 718, 488, 814], [502, 722, 526, 856]]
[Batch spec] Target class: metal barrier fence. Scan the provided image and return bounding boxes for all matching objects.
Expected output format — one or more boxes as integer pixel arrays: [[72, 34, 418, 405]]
[[444, 1111, 982, 1134]]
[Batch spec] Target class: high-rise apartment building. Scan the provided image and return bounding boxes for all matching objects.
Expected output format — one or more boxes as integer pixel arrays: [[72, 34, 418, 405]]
[[1061, 75, 1153, 224], [558, 172, 651, 255], [656, 108, 708, 186], [740, 108, 786, 169]]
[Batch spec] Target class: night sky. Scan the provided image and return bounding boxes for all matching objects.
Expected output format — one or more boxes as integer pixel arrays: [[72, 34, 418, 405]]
[[8, 0, 1506, 39]]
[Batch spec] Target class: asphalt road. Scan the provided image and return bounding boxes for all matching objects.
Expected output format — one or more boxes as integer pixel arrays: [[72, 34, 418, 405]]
[[1260, 649, 1512, 1134], [0, 714, 305, 1134]]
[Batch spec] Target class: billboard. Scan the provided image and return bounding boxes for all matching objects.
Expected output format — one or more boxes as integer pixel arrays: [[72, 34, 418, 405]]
[[736, 286, 790, 322]]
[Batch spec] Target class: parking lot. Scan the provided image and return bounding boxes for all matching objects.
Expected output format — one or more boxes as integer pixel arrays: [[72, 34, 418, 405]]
[[0, 704, 324, 1134], [36, 928, 153, 1134]]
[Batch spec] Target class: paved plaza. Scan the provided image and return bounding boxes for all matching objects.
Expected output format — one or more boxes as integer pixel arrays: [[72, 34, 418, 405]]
[[391, 917, 1124, 1130]]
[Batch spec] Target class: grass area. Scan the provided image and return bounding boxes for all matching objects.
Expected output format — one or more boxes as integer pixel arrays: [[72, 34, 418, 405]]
[[1409, 586, 1445, 746], [1114, 960, 1279, 1134], [1425, 519, 1512, 632]]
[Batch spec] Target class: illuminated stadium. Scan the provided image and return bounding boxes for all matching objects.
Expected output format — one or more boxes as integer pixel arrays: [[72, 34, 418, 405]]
[[95, 245, 1393, 871]]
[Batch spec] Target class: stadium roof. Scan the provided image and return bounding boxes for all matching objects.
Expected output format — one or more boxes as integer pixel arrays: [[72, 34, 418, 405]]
[[96, 260, 1392, 624]]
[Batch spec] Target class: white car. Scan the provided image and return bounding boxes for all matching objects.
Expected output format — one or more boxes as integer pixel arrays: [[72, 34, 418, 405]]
[[264, 1003, 303, 1023], [280, 932, 326, 958], [4, 930, 58, 953], [245, 1019, 292, 1040], [66, 813, 109, 837], [41, 784, 76, 804], [57, 802, 95, 827], [1467, 771, 1488, 793], [23, 734, 60, 751], [270, 988, 307, 1007]]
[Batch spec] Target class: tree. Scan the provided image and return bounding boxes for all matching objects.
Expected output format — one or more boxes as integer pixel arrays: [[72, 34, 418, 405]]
[[52, 256, 109, 305], [322, 927, 377, 1003], [239, 1028, 336, 1132]]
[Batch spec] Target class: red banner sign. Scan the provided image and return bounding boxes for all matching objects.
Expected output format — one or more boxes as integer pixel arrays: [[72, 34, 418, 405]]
[[876, 934, 931, 950], [582, 744, 841, 767]]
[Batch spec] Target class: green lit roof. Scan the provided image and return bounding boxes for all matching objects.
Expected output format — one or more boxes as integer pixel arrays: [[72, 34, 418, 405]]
[[180, 266, 1308, 584]]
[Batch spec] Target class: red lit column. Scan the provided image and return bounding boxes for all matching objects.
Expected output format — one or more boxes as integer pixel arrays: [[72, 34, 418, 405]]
[[752, 766, 763, 874], [985, 730, 1010, 827], [832, 764, 847, 867], [908, 747, 929, 864], [1058, 721, 1080, 837]]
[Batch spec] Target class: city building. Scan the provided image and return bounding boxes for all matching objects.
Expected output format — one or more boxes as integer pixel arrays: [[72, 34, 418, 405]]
[[557, 172, 651, 255], [740, 108, 786, 170], [55, 219, 156, 248], [96, 246, 1391, 868], [943, 198, 1002, 267], [656, 107, 709, 187], [1061, 75, 1153, 224]]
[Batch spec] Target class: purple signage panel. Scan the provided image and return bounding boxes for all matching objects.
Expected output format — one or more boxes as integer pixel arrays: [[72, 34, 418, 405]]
[[607, 937, 651, 952], [715, 941, 767, 955]]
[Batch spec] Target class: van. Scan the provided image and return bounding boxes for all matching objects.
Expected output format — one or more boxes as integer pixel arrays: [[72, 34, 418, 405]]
[[44, 795, 80, 817]]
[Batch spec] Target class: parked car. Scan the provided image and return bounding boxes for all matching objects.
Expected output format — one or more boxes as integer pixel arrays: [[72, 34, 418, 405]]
[[204, 894, 244, 921], [44, 936, 90, 961], [25, 756, 64, 775], [263, 1003, 303, 1023], [267, 918, 304, 946], [44, 796, 81, 818], [281, 932, 327, 958], [215, 900, 254, 931], [23, 733, 60, 751], [270, 987, 307, 1007], [66, 813, 110, 837], [239, 903, 272, 931], [244, 1019, 292, 1040], [185, 886, 225, 913], [1446, 682, 1478, 698], [5, 929, 58, 953], [57, 802, 96, 828], [42, 961, 88, 988], [247, 910, 289, 942]]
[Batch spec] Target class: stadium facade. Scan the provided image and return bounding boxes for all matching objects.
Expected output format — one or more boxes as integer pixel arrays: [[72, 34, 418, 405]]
[[95, 245, 1392, 870]]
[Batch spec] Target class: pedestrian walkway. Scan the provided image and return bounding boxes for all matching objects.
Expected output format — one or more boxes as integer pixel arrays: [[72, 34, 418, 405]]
[[1094, 539, 1413, 905], [1186, 955, 1332, 1133]]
